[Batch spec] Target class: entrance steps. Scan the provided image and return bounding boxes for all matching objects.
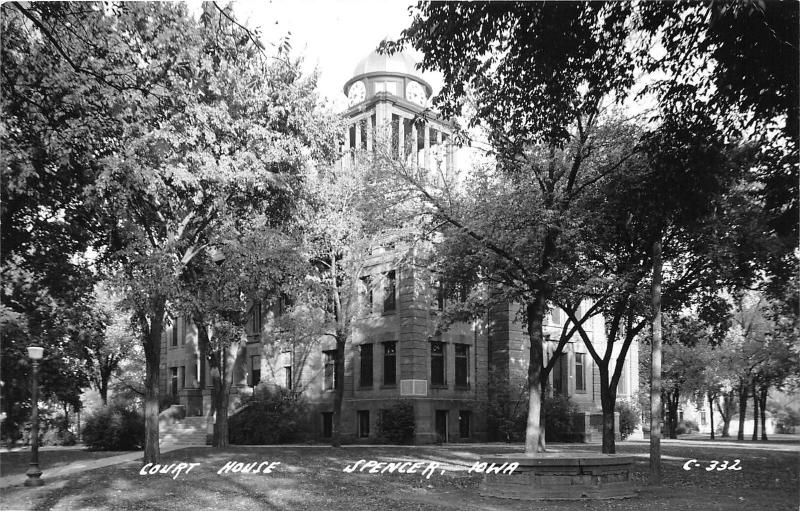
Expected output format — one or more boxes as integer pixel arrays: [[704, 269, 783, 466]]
[[159, 416, 208, 447]]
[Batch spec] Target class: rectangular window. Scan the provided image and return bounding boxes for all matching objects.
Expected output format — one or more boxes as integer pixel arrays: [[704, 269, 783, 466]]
[[700, 411, 707, 426], [324, 350, 337, 390], [575, 353, 586, 392], [361, 275, 373, 311], [250, 303, 261, 336], [322, 412, 332, 438], [194, 357, 200, 385], [360, 344, 373, 387], [383, 270, 396, 312], [251, 355, 261, 387], [383, 342, 397, 386], [181, 366, 187, 388], [171, 319, 178, 347], [170, 367, 178, 396], [551, 307, 562, 324], [455, 344, 469, 387], [459, 410, 471, 438], [431, 341, 446, 386], [358, 410, 370, 438], [285, 365, 292, 390], [553, 353, 564, 395]]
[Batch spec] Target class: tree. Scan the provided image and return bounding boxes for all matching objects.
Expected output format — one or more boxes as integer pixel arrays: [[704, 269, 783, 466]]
[[660, 318, 714, 438], [300, 160, 389, 447], [1, 1, 111, 444], [84, 284, 137, 405], [727, 292, 799, 441], [181, 220, 305, 447], [3, 2, 336, 463], [387, 1, 796, 468], [638, 0, 799, 242], [383, 2, 639, 454]]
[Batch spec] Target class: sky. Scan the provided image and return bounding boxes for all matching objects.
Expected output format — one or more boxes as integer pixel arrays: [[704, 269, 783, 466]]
[[222, 0, 442, 110]]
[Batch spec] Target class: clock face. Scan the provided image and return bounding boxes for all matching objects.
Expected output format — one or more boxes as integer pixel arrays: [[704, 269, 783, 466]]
[[406, 81, 425, 106], [348, 81, 366, 106]]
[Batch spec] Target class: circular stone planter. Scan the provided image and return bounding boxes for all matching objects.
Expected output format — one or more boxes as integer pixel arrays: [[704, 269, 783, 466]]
[[479, 452, 636, 500]]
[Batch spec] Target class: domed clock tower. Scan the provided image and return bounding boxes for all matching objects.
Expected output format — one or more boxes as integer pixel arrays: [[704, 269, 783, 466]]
[[341, 48, 454, 173]]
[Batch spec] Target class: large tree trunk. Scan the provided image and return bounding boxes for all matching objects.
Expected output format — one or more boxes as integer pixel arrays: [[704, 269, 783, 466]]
[[99, 379, 109, 406], [736, 381, 748, 441], [649, 239, 663, 485], [141, 296, 166, 465], [759, 386, 768, 441], [331, 336, 346, 448], [525, 294, 549, 454], [751, 382, 759, 441], [664, 390, 680, 439], [211, 364, 230, 448], [717, 391, 734, 437], [599, 368, 617, 453], [708, 392, 715, 440], [210, 339, 241, 448]]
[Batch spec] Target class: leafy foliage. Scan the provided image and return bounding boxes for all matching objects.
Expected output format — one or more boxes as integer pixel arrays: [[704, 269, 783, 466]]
[[617, 400, 641, 441], [82, 404, 145, 451], [376, 401, 416, 444], [228, 386, 309, 445], [384, 2, 636, 149], [485, 377, 583, 443], [1, 0, 338, 461], [543, 394, 582, 443], [676, 419, 699, 435]]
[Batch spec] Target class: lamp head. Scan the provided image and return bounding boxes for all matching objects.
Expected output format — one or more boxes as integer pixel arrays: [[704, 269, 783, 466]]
[[27, 346, 44, 360]]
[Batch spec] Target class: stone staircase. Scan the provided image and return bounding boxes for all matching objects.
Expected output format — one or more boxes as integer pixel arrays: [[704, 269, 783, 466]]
[[159, 416, 208, 447]]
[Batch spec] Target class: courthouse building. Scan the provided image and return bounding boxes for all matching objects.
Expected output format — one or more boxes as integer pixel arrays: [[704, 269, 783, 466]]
[[158, 49, 639, 444]]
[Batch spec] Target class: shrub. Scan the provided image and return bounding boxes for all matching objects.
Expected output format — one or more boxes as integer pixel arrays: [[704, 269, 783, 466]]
[[617, 400, 641, 440], [42, 428, 76, 446], [676, 419, 699, 435], [377, 401, 415, 444], [82, 405, 144, 450], [40, 414, 76, 446], [485, 372, 528, 442], [486, 382, 584, 442], [229, 386, 308, 444], [544, 394, 582, 442]]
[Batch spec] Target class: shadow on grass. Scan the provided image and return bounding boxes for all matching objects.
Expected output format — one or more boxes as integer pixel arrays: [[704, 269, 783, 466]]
[[1, 444, 796, 511], [0, 449, 133, 477]]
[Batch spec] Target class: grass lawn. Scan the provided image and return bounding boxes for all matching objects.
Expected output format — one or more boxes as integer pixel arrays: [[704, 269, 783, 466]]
[[0, 441, 796, 510], [0, 448, 132, 477]]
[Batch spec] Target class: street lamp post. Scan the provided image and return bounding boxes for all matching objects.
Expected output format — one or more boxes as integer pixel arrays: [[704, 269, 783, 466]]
[[25, 346, 44, 487]]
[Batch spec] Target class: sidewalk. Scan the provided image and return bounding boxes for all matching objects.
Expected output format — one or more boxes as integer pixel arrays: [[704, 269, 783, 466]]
[[626, 435, 800, 452], [0, 445, 202, 489]]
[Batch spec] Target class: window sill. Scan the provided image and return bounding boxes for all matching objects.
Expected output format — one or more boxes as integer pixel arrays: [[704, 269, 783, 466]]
[[359, 384, 374, 389], [455, 384, 471, 391], [431, 384, 448, 389], [380, 384, 397, 389]]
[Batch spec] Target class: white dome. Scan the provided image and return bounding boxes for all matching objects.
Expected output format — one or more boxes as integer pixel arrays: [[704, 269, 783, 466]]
[[352, 50, 420, 77]]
